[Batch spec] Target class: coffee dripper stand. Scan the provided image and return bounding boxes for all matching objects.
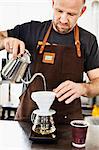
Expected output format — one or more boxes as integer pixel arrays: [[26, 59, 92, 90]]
[[30, 91, 57, 142]]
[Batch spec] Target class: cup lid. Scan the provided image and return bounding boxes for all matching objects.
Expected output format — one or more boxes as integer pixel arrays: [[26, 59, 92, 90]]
[[70, 120, 89, 128]]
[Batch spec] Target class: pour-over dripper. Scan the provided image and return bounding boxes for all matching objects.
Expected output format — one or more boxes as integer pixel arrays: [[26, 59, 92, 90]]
[[31, 91, 56, 135], [31, 91, 56, 113]]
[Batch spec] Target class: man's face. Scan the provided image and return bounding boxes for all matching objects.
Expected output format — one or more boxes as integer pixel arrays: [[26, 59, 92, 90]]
[[52, 0, 84, 34]]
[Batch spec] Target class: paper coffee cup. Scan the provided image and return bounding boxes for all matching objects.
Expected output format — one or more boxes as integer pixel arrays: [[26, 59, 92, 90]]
[[70, 120, 89, 148]]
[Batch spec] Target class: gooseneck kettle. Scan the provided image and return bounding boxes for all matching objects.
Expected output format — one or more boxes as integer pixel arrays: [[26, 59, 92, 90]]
[[1, 49, 31, 82]]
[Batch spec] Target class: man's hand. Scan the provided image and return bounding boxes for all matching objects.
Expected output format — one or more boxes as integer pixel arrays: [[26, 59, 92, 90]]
[[53, 80, 86, 104], [3, 37, 25, 58]]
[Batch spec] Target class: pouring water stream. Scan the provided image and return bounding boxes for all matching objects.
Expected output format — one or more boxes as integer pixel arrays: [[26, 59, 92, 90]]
[[21, 72, 56, 113], [21, 72, 47, 91]]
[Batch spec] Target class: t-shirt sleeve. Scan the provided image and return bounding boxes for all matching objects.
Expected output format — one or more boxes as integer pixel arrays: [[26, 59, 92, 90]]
[[7, 25, 20, 38], [84, 35, 99, 72], [7, 21, 43, 56], [7, 21, 41, 49], [7, 24, 30, 42]]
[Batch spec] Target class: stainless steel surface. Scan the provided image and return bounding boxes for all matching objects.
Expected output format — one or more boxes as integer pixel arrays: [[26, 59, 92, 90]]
[[1, 49, 31, 82]]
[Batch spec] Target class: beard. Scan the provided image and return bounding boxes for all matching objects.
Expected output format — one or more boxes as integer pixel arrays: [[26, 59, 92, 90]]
[[53, 21, 71, 34]]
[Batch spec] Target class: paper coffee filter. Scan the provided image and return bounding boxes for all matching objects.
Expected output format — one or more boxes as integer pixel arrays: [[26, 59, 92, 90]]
[[31, 91, 56, 112]]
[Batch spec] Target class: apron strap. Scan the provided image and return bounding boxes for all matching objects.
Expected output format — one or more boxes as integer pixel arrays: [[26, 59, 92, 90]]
[[74, 25, 81, 57], [39, 22, 81, 57], [39, 22, 53, 54]]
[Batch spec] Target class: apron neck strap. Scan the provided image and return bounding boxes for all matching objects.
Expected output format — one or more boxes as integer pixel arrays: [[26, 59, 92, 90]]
[[39, 22, 53, 54], [74, 25, 81, 57], [39, 22, 81, 57]]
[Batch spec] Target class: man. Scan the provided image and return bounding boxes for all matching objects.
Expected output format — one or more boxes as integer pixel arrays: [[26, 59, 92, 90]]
[[0, 0, 99, 123]]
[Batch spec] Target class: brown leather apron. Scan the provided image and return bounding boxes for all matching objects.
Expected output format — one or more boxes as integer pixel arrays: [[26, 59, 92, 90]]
[[15, 23, 84, 124]]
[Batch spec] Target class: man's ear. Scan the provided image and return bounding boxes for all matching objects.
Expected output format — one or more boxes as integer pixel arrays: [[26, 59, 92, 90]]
[[80, 6, 86, 16], [52, 0, 54, 6]]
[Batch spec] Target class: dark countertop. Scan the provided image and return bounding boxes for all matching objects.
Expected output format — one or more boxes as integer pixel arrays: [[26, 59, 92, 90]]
[[0, 119, 98, 150]]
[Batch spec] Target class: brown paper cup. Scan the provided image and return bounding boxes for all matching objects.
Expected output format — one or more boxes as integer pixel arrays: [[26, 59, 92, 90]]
[[70, 120, 88, 148]]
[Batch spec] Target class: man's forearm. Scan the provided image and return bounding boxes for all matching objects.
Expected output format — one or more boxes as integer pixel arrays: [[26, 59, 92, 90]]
[[0, 31, 7, 50], [82, 78, 99, 98]]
